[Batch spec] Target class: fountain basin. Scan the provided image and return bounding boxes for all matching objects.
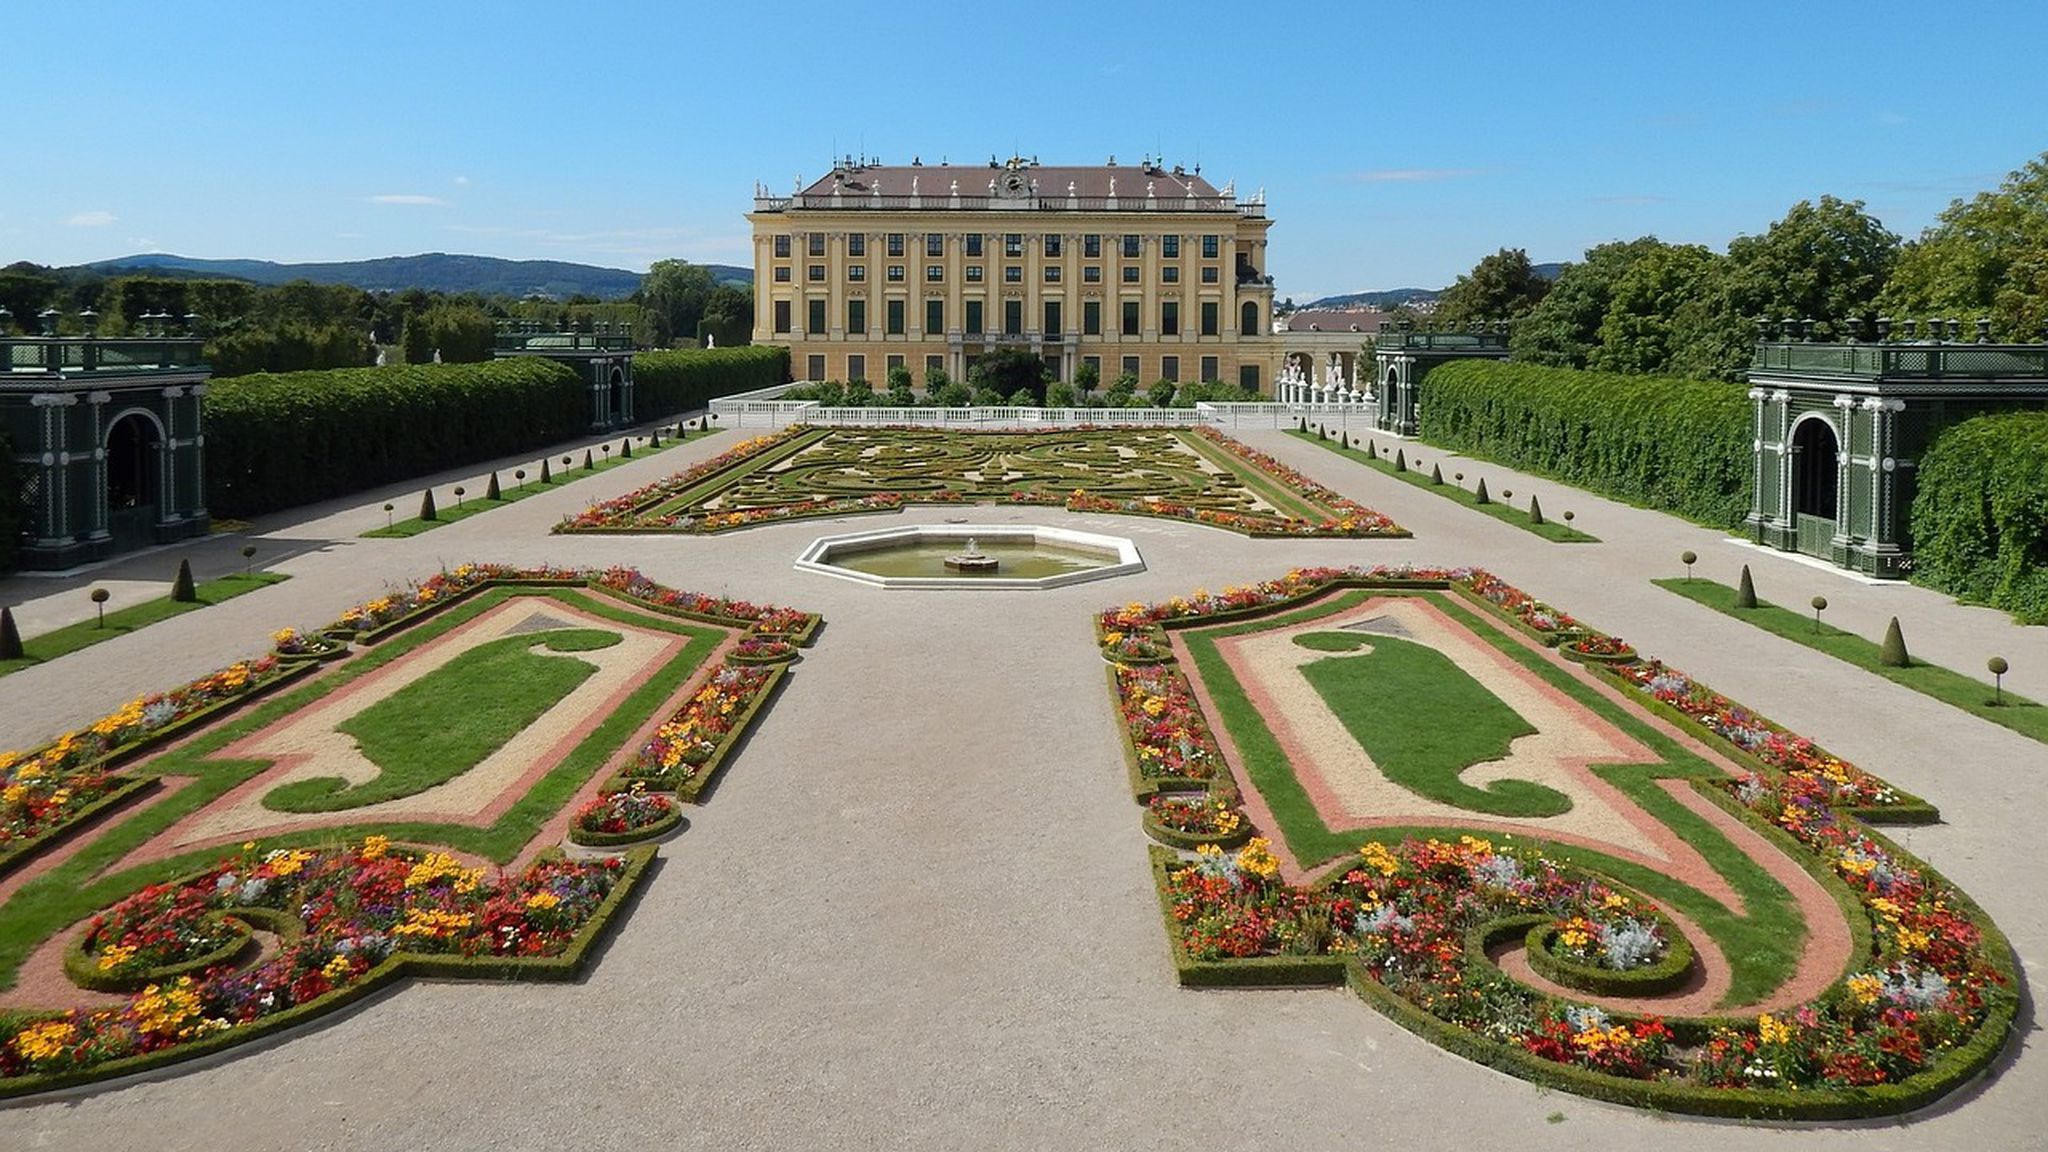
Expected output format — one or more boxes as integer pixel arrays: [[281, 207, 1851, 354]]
[[795, 525, 1143, 590]]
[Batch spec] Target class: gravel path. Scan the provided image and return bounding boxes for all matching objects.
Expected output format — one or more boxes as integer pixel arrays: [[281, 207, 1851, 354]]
[[0, 422, 2040, 1150]]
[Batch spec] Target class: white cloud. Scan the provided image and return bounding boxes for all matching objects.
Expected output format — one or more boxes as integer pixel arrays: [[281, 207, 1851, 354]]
[[65, 210, 118, 226], [452, 175, 471, 186], [1346, 168, 1488, 184], [368, 194, 447, 206]]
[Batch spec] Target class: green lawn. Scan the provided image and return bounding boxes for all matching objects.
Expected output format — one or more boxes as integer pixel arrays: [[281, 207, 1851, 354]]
[[0, 572, 290, 679], [1294, 630, 1564, 816], [1288, 429, 1600, 542], [264, 628, 620, 812], [362, 431, 713, 538], [1655, 576, 2048, 745], [1177, 588, 1826, 1007]]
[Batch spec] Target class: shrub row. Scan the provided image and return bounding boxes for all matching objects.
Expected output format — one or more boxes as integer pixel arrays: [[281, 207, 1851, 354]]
[[1418, 360, 1752, 527], [632, 345, 789, 418], [0, 429, 19, 572], [205, 359, 585, 518], [1910, 410, 2048, 623]]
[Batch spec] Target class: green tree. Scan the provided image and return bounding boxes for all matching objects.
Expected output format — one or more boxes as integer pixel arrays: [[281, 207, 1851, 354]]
[[1434, 247, 1551, 328], [1147, 379, 1178, 407], [400, 303, 494, 364], [638, 259, 716, 347], [1879, 152, 2048, 340], [1509, 238, 1669, 368], [1073, 361, 1101, 405], [967, 346, 1050, 403], [696, 284, 753, 347], [1591, 243, 1720, 376]]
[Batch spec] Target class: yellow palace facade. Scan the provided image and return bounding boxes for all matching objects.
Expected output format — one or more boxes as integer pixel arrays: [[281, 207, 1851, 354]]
[[747, 155, 1279, 392]]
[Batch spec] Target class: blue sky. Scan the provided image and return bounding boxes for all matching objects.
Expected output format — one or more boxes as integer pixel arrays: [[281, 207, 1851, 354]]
[[6, 1, 2044, 301]]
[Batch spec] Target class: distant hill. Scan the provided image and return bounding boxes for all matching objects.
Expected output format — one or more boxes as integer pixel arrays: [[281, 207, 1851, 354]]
[[1303, 262, 1565, 311], [77, 253, 752, 300]]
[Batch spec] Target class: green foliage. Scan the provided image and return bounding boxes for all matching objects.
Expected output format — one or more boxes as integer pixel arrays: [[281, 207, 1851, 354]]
[[968, 345, 1051, 403], [1880, 617, 1910, 667], [1912, 410, 2048, 621], [205, 359, 582, 518], [631, 345, 788, 418], [637, 259, 717, 347], [694, 284, 754, 348], [1879, 152, 2048, 339], [1510, 238, 1672, 369], [170, 559, 197, 603], [419, 488, 438, 521], [1073, 360, 1100, 398], [0, 573, 287, 679], [1474, 477, 1489, 504], [1147, 379, 1178, 407], [1046, 381, 1076, 407], [485, 471, 502, 500], [1421, 360, 1751, 526], [0, 429, 17, 573], [1433, 247, 1551, 327], [399, 303, 494, 364], [1590, 243, 1721, 376]]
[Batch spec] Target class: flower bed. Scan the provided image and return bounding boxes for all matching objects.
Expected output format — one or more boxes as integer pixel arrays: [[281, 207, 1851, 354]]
[[1143, 792, 1251, 850], [1, 655, 298, 877], [615, 664, 782, 802], [63, 881, 255, 993], [1112, 664, 1222, 798], [1, 838, 647, 1096], [1559, 633, 1637, 665], [1098, 628, 1170, 666], [1524, 904, 1695, 997], [1611, 661, 1936, 823], [553, 427, 811, 531], [270, 627, 347, 663], [726, 636, 799, 665], [568, 788, 682, 847]]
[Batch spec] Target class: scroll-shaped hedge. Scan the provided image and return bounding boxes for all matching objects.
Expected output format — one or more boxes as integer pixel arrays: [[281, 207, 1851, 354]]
[[204, 359, 584, 517], [632, 345, 789, 418], [1911, 411, 2048, 623], [1418, 360, 1751, 527]]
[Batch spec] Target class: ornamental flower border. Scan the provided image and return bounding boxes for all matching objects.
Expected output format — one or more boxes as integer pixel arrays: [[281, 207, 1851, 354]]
[[1106, 568, 2013, 1119], [550, 424, 1409, 540], [0, 842, 653, 1099]]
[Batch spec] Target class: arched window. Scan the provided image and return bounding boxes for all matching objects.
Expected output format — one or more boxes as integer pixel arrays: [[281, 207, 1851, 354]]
[[1240, 301, 1259, 335]]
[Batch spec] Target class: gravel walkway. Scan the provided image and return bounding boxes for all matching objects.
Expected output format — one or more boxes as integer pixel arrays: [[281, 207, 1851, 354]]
[[0, 422, 2040, 1150]]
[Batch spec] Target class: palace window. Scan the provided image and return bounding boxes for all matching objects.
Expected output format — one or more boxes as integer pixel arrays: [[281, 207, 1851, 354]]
[[1162, 267, 1179, 283], [927, 265, 944, 282], [1004, 299, 1023, 336], [1084, 234, 1101, 258], [1163, 235, 1180, 258], [807, 299, 827, 335], [1201, 266, 1218, 284], [1162, 355, 1179, 382], [1083, 266, 1101, 283], [887, 233, 905, 257], [1044, 266, 1061, 283], [886, 299, 905, 335], [1004, 233, 1024, 257], [1043, 300, 1062, 338], [848, 354, 866, 381], [926, 298, 944, 333], [887, 265, 905, 282], [1004, 266, 1022, 283], [807, 354, 825, 379], [965, 300, 984, 334], [773, 300, 791, 334], [774, 267, 791, 283], [1083, 300, 1102, 336], [1121, 235, 1140, 258], [1122, 355, 1140, 378], [1202, 235, 1219, 259], [1043, 234, 1062, 257], [774, 235, 791, 258], [1201, 301, 1218, 337], [1161, 301, 1179, 337], [848, 234, 866, 256], [808, 265, 826, 282], [847, 265, 866, 282], [965, 234, 983, 257], [927, 234, 944, 256], [966, 266, 984, 283], [847, 299, 866, 335], [1121, 266, 1140, 284], [1121, 300, 1140, 336], [809, 234, 826, 257], [1200, 355, 1219, 382]]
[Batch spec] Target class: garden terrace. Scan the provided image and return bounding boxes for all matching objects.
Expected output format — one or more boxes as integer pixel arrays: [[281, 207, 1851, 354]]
[[1103, 567, 2011, 1118], [0, 566, 818, 1095], [555, 425, 1405, 538]]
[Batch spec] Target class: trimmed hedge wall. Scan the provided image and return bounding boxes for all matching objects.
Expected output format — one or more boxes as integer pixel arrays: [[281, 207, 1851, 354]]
[[205, 359, 585, 518], [1418, 360, 1752, 527], [1911, 410, 2048, 623], [0, 428, 18, 572], [633, 345, 789, 418]]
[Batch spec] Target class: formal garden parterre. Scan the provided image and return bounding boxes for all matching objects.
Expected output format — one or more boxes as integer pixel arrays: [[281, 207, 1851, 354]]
[[0, 565, 818, 1096], [554, 425, 1406, 538], [1098, 567, 2013, 1119]]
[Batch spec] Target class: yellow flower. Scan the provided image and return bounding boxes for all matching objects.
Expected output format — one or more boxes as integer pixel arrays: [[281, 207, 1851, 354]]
[[1358, 842, 1401, 878], [1, 783, 27, 807], [97, 944, 137, 972], [13, 1019, 77, 1063], [361, 835, 391, 860], [322, 954, 353, 980], [1458, 835, 1495, 856], [134, 977, 205, 1037], [1846, 973, 1883, 1006], [525, 890, 561, 911], [391, 908, 475, 938], [1234, 837, 1281, 881], [1757, 1013, 1795, 1046]]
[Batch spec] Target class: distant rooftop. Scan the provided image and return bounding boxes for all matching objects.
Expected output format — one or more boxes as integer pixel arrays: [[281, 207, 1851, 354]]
[[753, 154, 1265, 217], [1285, 309, 1388, 335]]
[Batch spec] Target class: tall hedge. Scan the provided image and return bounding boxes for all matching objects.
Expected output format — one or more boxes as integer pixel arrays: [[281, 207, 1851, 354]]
[[0, 429, 19, 573], [632, 346, 788, 418], [1419, 360, 1752, 526], [205, 359, 584, 518], [1911, 411, 2048, 622]]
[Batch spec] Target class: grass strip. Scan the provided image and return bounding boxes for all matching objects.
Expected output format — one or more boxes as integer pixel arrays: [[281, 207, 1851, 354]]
[[1288, 428, 1599, 542], [0, 573, 290, 679], [1654, 576, 2048, 745], [361, 432, 711, 537], [1173, 429, 1329, 521]]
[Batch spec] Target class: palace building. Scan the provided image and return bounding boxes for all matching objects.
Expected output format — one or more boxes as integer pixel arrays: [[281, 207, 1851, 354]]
[[747, 155, 1279, 393]]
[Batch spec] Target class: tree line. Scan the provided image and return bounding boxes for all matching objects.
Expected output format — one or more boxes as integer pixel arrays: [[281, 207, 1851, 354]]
[[1419, 151, 2048, 381], [0, 257, 750, 378]]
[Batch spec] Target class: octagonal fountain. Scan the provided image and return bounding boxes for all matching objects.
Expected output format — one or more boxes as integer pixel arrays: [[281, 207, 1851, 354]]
[[795, 524, 1143, 590]]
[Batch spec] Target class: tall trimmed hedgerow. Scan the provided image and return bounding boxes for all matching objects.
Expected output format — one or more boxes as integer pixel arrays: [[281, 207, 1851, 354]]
[[204, 359, 583, 518], [1419, 360, 1751, 527], [0, 429, 18, 573], [632, 346, 789, 418], [1911, 411, 2048, 623]]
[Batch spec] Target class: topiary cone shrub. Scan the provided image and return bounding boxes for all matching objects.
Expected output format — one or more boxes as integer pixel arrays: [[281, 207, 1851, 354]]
[[420, 488, 438, 522], [1430, 463, 1443, 485], [1735, 564, 1757, 609], [170, 559, 197, 603], [1394, 449, 1407, 473], [1474, 478, 1490, 505], [1340, 432, 1349, 449], [485, 471, 501, 501], [1367, 439, 1377, 457], [1528, 494, 1544, 525], [540, 458, 553, 484], [1880, 617, 1911, 667], [650, 427, 661, 447], [0, 606, 21, 660], [621, 438, 632, 458], [583, 449, 595, 470]]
